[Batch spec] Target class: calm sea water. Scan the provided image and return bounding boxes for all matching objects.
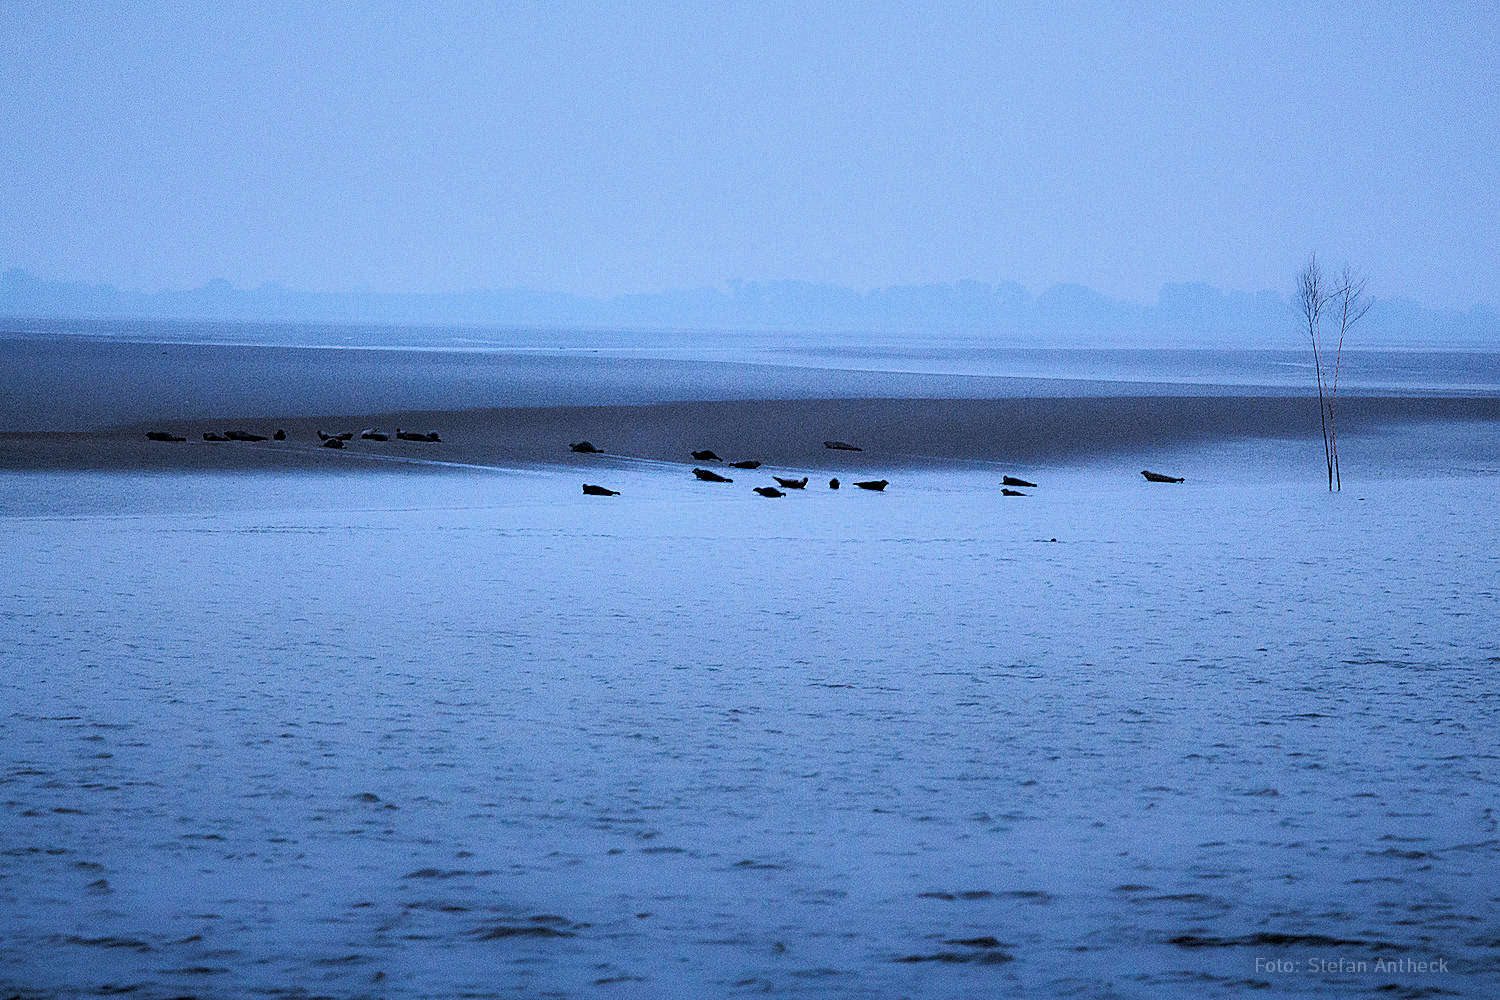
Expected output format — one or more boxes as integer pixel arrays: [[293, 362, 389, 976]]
[[3, 449, 1498, 998]]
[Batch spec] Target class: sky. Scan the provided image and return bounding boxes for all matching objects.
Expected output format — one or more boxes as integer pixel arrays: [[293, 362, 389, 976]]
[[2, 2, 1497, 309]]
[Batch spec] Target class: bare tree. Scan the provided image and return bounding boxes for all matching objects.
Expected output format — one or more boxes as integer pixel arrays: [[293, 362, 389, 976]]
[[1296, 254, 1371, 491]]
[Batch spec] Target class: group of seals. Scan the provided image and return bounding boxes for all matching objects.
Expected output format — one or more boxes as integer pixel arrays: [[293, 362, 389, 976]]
[[572, 439, 897, 498], [750, 476, 885, 494], [691, 449, 763, 469], [321, 428, 441, 446], [572, 438, 1064, 500], [148, 427, 441, 450], [147, 428, 287, 443], [201, 429, 279, 443]]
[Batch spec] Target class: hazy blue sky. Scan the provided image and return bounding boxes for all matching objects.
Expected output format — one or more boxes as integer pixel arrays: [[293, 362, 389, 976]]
[[3, 2, 1497, 308]]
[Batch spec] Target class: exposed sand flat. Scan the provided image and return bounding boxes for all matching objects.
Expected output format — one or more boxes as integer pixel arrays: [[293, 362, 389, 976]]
[[6, 335, 1498, 478], [4, 393, 1499, 475]]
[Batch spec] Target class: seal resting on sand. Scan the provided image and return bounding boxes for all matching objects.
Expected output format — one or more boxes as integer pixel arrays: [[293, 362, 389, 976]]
[[146, 431, 185, 442], [225, 430, 267, 442], [396, 429, 441, 442], [1142, 470, 1184, 483], [773, 476, 808, 489], [729, 460, 760, 469], [273, 429, 286, 440], [360, 428, 388, 441], [824, 440, 862, 451], [1003, 476, 1037, 488], [322, 437, 345, 449], [570, 441, 602, 453], [1002, 488, 1027, 496], [582, 484, 619, 496], [829, 478, 840, 489], [854, 479, 888, 491], [318, 430, 354, 442], [691, 449, 722, 461], [693, 468, 733, 483], [754, 486, 785, 497], [203, 432, 229, 442]]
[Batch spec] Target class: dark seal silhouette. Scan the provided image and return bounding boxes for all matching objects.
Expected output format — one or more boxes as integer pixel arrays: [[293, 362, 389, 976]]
[[360, 428, 388, 441], [570, 441, 602, 453], [729, 460, 761, 469], [224, 430, 267, 442], [773, 476, 809, 489], [396, 429, 441, 442], [754, 486, 785, 497], [824, 440, 862, 451], [1142, 470, 1184, 483], [1003, 476, 1037, 488], [317, 430, 354, 442], [203, 432, 229, 442], [691, 450, 722, 461], [322, 437, 345, 449], [693, 468, 733, 483], [829, 478, 840, 489], [854, 479, 888, 491], [273, 429, 286, 440], [1002, 488, 1027, 496], [145, 431, 185, 442], [582, 484, 619, 496]]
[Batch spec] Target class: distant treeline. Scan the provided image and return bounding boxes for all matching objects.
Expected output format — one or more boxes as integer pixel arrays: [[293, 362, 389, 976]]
[[3, 268, 1495, 347]]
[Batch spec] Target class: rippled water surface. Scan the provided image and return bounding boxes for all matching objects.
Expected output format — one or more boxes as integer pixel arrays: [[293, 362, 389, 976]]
[[3, 457, 1498, 998]]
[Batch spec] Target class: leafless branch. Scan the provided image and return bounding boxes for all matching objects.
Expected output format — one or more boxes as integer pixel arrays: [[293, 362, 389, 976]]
[[1327, 264, 1372, 491]]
